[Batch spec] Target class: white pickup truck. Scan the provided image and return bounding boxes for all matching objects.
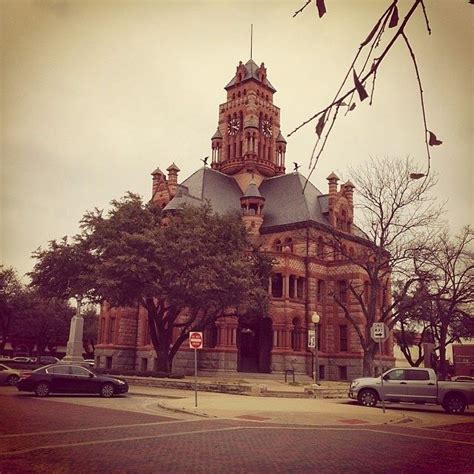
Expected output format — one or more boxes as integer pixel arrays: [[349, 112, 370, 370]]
[[349, 367, 474, 414]]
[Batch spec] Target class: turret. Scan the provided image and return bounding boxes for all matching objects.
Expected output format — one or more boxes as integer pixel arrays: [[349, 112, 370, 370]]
[[240, 181, 265, 236], [211, 128, 223, 164]]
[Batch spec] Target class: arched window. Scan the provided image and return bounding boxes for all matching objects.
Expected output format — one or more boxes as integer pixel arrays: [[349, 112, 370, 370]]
[[338, 280, 348, 303], [317, 280, 325, 302], [274, 239, 282, 252], [283, 237, 293, 252], [107, 317, 116, 344], [291, 317, 302, 351], [317, 237, 324, 258], [271, 273, 283, 298], [341, 209, 347, 230]]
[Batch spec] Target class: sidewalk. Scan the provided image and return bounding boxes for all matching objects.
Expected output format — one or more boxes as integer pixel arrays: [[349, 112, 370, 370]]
[[123, 373, 349, 399], [127, 382, 474, 428]]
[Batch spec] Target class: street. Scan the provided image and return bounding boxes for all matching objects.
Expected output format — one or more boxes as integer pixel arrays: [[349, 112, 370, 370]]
[[0, 386, 473, 473]]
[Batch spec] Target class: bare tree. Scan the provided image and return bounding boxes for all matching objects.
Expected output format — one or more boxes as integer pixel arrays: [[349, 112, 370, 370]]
[[322, 157, 442, 375], [409, 227, 474, 378], [393, 281, 434, 367]]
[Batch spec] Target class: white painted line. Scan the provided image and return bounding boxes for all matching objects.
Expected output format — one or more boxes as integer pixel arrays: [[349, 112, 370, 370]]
[[0, 417, 207, 439], [0, 426, 243, 456], [1, 424, 473, 457]]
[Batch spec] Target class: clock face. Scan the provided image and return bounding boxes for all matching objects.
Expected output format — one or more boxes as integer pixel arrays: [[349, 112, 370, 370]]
[[227, 118, 240, 135], [262, 120, 272, 137]]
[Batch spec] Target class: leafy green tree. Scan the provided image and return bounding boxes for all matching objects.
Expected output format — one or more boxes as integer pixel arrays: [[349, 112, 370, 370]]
[[82, 305, 99, 356], [10, 293, 74, 356], [30, 193, 272, 372], [0, 266, 25, 354]]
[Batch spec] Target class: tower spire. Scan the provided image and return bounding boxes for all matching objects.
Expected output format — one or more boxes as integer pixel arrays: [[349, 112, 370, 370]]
[[250, 24, 253, 60]]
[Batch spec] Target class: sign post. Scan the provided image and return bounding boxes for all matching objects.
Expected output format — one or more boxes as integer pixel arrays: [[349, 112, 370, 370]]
[[189, 332, 203, 407], [370, 323, 389, 413], [308, 329, 316, 383]]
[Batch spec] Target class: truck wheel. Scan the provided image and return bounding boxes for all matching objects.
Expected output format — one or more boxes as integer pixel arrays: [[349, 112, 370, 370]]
[[100, 383, 115, 398], [443, 394, 466, 415], [358, 389, 378, 407], [35, 382, 50, 397]]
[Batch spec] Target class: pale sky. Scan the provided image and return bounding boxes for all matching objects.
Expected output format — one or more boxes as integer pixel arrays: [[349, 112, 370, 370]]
[[1, 0, 472, 279]]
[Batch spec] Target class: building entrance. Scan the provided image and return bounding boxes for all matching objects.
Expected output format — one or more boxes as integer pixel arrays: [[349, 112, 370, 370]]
[[237, 317, 272, 373]]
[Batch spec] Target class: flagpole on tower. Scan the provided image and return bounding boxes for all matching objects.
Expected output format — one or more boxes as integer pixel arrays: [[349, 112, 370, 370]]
[[250, 24, 253, 60]]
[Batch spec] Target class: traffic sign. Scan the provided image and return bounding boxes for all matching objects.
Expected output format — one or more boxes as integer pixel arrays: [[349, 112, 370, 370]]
[[370, 323, 389, 342], [308, 329, 316, 348], [189, 332, 203, 349]]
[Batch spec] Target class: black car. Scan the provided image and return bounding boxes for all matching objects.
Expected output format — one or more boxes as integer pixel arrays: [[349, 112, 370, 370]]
[[17, 364, 128, 398]]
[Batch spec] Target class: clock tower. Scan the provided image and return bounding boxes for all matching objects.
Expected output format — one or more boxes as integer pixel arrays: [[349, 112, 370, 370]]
[[211, 59, 287, 189]]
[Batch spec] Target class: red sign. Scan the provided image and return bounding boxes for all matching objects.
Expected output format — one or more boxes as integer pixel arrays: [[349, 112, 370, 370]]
[[189, 332, 203, 349]]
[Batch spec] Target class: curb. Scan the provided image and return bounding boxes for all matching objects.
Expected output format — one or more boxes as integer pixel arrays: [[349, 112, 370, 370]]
[[153, 397, 413, 426]]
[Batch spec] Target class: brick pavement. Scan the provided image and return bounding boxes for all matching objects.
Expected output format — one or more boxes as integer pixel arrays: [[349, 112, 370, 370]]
[[1, 387, 473, 473]]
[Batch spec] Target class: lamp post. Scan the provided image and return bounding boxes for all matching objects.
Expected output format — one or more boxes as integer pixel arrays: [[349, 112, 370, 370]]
[[311, 312, 320, 385]]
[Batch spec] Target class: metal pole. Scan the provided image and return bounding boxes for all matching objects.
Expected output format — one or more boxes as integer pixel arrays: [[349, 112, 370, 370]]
[[314, 323, 319, 385], [194, 348, 198, 408], [379, 340, 385, 413]]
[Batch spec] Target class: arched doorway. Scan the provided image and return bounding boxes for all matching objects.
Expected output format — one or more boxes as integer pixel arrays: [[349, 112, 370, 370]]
[[237, 317, 273, 373]]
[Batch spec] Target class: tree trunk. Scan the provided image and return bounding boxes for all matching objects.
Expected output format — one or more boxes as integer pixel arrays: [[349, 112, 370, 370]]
[[438, 343, 447, 380], [362, 347, 375, 377], [153, 327, 172, 373], [155, 346, 171, 373]]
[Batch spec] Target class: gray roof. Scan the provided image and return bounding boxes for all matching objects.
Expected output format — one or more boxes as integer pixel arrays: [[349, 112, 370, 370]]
[[212, 128, 223, 139], [164, 167, 330, 230], [276, 131, 287, 143], [243, 182, 263, 199], [163, 193, 203, 211], [225, 59, 276, 93], [259, 174, 329, 228], [166, 167, 242, 215]]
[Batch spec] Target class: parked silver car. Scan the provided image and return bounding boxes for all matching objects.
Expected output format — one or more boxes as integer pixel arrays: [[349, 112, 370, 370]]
[[0, 363, 21, 385]]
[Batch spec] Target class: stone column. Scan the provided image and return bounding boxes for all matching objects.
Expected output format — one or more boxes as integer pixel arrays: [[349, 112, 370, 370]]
[[62, 301, 85, 364]]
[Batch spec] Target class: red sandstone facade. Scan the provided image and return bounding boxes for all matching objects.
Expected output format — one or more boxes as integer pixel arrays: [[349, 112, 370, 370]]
[[95, 59, 394, 380]]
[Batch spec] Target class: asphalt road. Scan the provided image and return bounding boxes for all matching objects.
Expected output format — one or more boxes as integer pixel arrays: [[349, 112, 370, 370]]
[[0, 387, 473, 473]]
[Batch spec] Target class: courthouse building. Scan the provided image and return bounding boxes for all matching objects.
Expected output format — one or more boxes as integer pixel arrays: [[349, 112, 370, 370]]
[[95, 58, 395, 380]]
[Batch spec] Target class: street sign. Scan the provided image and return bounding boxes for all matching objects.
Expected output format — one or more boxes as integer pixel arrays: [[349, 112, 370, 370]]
[[370, 323, 389, 342], [308, 329, 316, 348], [189, 332, 203, 349]]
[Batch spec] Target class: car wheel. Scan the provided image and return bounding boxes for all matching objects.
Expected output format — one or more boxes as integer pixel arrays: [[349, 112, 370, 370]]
[[443, 394, 466, 415], [35, 382, 50, 397], [100, 383, 115, 398], [7, 375, 19, 386], [358, 389, 378, 408]]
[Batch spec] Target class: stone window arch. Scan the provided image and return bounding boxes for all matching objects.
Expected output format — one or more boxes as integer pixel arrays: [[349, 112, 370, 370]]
[[274, 239, 282, 252], [283, 237, 293, 253]]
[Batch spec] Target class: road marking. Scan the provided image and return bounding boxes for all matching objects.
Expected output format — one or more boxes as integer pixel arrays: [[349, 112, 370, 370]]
[[245, 426, 474, 445], [0, 426, 244, 456], [0, 417, 207, 439], [1, 424, 473, 456]]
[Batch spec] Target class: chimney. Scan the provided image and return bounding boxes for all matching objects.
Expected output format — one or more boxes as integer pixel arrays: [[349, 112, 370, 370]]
[[151, 167, 165, 198], [344, 179, 355, 207], [327, 172, 339, 195], [166, 163, 180, 198]]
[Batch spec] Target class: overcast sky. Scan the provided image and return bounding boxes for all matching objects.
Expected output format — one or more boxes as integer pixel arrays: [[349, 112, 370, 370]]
[[1, 0, 472, 280]]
